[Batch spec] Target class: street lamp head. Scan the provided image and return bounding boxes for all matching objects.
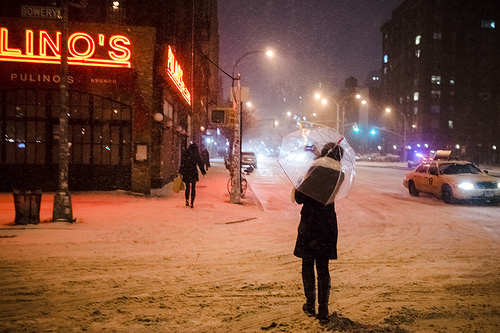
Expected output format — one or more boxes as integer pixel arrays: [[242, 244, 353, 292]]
[[355, 94, 361, 99], [361, 100, 367, 105], [321, 98, 327, 105], [385, 108, 391, 113], [266, 50, 274, 57], [314, 93, 321, 99]]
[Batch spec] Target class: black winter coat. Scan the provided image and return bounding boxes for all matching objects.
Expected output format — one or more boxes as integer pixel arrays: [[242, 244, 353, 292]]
[[179, 144, 206, 183], [293, 190, 338, 260]]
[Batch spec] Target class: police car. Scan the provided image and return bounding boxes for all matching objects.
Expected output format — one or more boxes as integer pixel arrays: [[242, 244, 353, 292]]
[[403, 150, 500, 204]]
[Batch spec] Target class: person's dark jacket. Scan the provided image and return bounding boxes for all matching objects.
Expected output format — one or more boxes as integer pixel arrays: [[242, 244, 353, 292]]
[[293, 190, 338, 260], [179, 143, 206, 182]]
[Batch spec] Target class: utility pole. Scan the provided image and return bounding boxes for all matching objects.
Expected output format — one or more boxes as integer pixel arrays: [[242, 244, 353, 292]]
[[53, 0, 73, 222], [230, 73, 242, 204]]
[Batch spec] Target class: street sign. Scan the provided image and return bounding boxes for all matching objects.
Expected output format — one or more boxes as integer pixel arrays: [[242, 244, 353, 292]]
[[21, 6, 61, 19]]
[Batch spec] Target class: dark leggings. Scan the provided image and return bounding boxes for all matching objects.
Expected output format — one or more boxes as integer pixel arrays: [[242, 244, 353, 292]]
[[302, 258, 331, 306], [184, 181, 196, 203]]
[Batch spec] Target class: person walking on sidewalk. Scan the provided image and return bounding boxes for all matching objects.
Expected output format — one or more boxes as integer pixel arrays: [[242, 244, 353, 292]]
[[201, 148, 210, 170], [179, 143, 206, 208], [293, 144, 342, 324]]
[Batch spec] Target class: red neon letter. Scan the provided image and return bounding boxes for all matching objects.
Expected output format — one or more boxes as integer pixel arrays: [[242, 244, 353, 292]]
[[26, 29, 34, 55], [109, 35, 131, 61], [68, 32, 95, 58], [39, 30, 61, 56], [0, 28, 22, 55]]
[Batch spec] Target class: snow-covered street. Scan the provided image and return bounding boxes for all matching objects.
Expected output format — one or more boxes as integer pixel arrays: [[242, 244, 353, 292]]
[[1, 158, 499, 332]]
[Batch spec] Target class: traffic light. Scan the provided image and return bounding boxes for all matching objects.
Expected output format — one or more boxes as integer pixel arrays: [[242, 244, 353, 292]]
[[210, 107, 236, 125], [353, 126, 360, 133], [370, 129, 377, 135]]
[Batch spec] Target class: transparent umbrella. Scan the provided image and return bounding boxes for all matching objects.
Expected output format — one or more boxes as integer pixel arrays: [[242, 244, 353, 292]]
[[278, 125, 356, 204]]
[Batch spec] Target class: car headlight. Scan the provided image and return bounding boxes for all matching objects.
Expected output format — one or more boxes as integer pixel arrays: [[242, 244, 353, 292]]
[[458, 182, 475, 190], [497, 183, 500, 189]]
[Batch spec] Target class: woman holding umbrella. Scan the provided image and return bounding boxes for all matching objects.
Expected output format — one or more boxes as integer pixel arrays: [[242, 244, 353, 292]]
[[293, 142, 343, 324]]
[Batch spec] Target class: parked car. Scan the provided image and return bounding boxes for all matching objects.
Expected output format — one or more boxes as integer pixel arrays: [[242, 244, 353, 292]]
[[241, 151, 257, 168], [403, 158, 500, 204]]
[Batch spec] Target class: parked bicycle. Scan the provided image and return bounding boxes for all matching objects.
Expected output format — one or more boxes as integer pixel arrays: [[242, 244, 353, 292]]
[[227, 166, 253, 198]]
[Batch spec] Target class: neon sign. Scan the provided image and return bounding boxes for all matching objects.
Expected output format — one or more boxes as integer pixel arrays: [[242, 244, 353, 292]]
[[167, 46, 191, 105], [0, 27, 131, 68]]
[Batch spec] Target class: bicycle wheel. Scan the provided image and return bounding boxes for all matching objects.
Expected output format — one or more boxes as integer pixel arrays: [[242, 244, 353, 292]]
[[227, 177, 232, 195], [240, 178, 248, 198]]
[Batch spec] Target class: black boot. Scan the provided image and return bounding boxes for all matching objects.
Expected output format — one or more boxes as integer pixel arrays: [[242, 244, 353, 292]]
[[302, 303, 315, 317], [317, 279, 330, 323], [317, 260, 331, 324], [185, 200, 189, 207], [301, 259, 316, 317], [190, 201, 194, 208]]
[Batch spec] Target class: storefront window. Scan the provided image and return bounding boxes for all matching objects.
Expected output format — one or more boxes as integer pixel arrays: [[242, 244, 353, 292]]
[[1, 89, 131, 166]]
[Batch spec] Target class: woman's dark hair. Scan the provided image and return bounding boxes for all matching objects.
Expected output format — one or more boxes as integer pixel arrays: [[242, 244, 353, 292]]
[[321, 142, 343, 161]]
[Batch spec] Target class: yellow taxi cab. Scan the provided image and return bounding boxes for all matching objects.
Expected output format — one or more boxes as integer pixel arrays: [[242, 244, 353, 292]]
[[403, 150, 500, 204]]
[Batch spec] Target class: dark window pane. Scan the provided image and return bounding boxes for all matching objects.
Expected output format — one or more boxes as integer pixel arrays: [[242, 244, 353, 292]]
[[81, 125, 90, 143], [93, 145, 101, 164], [111, 126, 120, 144], [111, 145, 120, 165], [102, 145, 111, 164], [16, 122, 25, 141], [93, 125, 102, 143], [72, 144, 82, 164], [27, 105, 36, 117], [26, 143, 36, 164], [82, 144, 91, 164], [122, 106, 131, 120], [36, 122, 45, 143], [36, 144, 45, 164], [6, 143, 15, 163], [27, 122, 36, 141], [122, 145, 130, 164]]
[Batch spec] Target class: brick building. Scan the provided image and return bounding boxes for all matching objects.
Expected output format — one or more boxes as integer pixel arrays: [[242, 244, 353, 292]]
[[0, 0, 221, 193]]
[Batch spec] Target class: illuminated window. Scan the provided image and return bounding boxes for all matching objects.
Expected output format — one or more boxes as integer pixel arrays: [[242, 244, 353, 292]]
[[433, 32, 442, 40], [431, 75, 441, 84], [415, 35, 421, 45], [448, 120, 453, 129], [415, 49, 421, 57], [450, 79, 455, 85], [413, 92, 419, 101], [383, 55, 388, 63], [431, 90, 441, 101], [481, 20, 495, 29], [163, 100, 173, 119]]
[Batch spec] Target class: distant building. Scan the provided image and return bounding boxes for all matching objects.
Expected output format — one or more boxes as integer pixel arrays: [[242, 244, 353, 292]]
[[381, 0, 500, 164], [0, 0, 221, 193]]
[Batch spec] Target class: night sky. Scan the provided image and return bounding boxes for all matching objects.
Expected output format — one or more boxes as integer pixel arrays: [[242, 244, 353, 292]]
[[218, 0, 404, 118]]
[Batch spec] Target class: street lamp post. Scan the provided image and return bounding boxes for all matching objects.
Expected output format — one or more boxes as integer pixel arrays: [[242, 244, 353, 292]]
[[229, 50, 273, 204], [386, 108, 407, 162], [315, 94, 361, 133]]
